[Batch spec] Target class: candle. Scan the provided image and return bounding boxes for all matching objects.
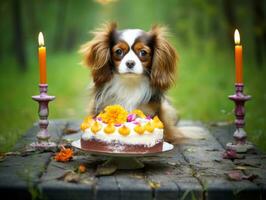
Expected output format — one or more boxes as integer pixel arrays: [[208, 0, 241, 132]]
[[234, 29, 243, 84], [38, 32, 47, 84]]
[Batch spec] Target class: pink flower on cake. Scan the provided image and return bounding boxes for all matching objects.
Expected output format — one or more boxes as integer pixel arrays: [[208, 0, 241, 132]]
[[127, 113, 136, 122]]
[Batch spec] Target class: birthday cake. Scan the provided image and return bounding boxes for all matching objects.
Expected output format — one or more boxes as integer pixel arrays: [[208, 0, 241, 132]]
[[80, 105, 164, 153]]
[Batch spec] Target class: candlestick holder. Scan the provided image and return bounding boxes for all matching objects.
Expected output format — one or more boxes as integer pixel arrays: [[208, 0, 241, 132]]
[[30, 84, 56, 150], [226, 83, 253, 153]]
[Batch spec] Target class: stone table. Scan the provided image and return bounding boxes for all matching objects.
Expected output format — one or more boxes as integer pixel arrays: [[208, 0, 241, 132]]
[[0, 120, 265, 200]]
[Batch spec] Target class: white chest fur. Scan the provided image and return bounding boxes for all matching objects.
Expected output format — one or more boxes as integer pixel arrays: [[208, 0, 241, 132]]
[[95, 74, 153, 112]]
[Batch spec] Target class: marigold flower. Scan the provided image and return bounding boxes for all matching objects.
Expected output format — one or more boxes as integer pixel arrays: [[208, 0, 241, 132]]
[[98, 105, 128, 124], [54, 146, 73, 162]]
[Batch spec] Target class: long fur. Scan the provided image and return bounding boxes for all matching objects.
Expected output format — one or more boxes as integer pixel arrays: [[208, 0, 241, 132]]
[[94, 74, 152, 113], [80, 22, 117, 87], [149, 25, 177, 91], [81, 22, 183, 143]]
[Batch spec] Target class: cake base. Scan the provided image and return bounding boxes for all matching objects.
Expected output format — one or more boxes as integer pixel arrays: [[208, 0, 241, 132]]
[[102, 157, 145, 169], [81, 138, 163, 154]]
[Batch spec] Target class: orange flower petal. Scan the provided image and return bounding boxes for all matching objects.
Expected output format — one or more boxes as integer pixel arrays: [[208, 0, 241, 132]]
[[78, 164, 86, 173], [54, 148, 73, 162]]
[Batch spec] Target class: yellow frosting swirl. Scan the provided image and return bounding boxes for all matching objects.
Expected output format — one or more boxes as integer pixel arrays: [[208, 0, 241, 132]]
[[118, 125, 130, 136], [153, 116, 164, 129], [131, 109, 146, 118], [134, 124, 145, 135], [84, 115, 93, 123], [104, 123, 115, 134], [80, 115, 94, 131], [145, 122, 154, 133], [91, 121, 102, 134], [80, 122, 90, 132]]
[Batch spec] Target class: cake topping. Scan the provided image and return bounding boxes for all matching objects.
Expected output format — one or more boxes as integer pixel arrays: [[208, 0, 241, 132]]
[[131, 109, 146, 118], [84, 115, 93, 123], [81, 105, 164, 137], [127, 113, 136, 122], [145, 122, 155, 133], [91, 121, 102, 134], [104, 123, 115, 134], [134, 124, 145, 135], [81, 105, 164, 147], [80, 122, 90, 132], [80, 115, 94, 131], [153, 116, 164, 129], [98, 105, 128, 124], [118, 125, 130, 136], [153, 116, 160, 122], [146, 115, 152, 120], [133, 121, 140, 125]]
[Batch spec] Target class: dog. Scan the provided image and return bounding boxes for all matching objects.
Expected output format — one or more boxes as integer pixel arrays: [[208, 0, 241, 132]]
[[80, 22, 183, 143]]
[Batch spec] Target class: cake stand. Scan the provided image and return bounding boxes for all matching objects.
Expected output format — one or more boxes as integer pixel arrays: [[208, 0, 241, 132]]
[[71, 139, 174, 169]]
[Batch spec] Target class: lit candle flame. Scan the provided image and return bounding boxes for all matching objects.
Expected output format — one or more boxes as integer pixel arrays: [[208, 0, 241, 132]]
[[38, 32, 44, 46], [234, 29, 240, 45]]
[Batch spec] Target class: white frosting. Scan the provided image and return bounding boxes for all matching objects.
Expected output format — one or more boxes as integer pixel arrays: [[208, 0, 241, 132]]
[[81, 118, 163, 147]]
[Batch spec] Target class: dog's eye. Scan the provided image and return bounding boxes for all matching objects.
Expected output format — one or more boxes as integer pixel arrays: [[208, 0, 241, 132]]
[[139, 50, 147, 57], [115, 49, 123, 57]]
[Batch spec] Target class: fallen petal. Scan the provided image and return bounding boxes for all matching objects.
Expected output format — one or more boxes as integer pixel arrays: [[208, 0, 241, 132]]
[[226, 170, 243, 181], [223, 149, 237, 159]]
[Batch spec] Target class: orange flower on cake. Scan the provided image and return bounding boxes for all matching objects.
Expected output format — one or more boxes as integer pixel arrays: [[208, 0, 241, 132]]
[[98, 104, 128, 125]]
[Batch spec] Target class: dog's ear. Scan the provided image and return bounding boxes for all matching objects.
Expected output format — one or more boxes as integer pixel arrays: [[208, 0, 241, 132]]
[[149, 25, 178, 91], [80, 22, 117, 86]]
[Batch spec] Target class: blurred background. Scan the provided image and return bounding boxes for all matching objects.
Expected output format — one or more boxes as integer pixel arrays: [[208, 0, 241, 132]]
[[0, 0, 265, 152]]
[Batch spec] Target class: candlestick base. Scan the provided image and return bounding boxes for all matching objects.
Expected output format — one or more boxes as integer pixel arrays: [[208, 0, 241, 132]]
[[30, 84, 56, 151], [226, 127, 253, 153], [226, 83, 253, 153], [30, 141, 57, 151], [226, 142, 253, 153]]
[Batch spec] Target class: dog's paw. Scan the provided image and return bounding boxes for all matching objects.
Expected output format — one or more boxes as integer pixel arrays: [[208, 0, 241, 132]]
[[163, 126, 185, 144]]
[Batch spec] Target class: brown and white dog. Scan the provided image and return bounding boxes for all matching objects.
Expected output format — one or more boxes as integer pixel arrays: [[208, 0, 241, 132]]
[[81, 22, 183, 143]]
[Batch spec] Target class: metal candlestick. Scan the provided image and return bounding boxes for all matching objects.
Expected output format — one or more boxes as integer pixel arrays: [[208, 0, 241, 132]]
[[30, 84, 56, 150], [226, 83, 253, 153]]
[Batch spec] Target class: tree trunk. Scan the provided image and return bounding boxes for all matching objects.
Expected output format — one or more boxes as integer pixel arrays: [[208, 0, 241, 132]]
[[25, 0, 38, 35], [65, 28, 78, 52], [53, 0, 68, 52], [223, 0, 236, 45], [12, 0, 27, 71], [252, 0, 265, 67]]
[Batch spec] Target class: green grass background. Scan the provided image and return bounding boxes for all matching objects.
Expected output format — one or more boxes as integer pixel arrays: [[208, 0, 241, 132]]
[[1, 45, 265, 152]]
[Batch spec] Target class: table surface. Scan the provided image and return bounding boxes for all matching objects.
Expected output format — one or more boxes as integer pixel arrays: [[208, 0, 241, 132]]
[[0, 120, 265, 200]]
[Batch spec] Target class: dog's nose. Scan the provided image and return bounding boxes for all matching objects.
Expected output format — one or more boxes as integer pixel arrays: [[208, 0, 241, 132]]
[[126, 60, 136, 69]]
